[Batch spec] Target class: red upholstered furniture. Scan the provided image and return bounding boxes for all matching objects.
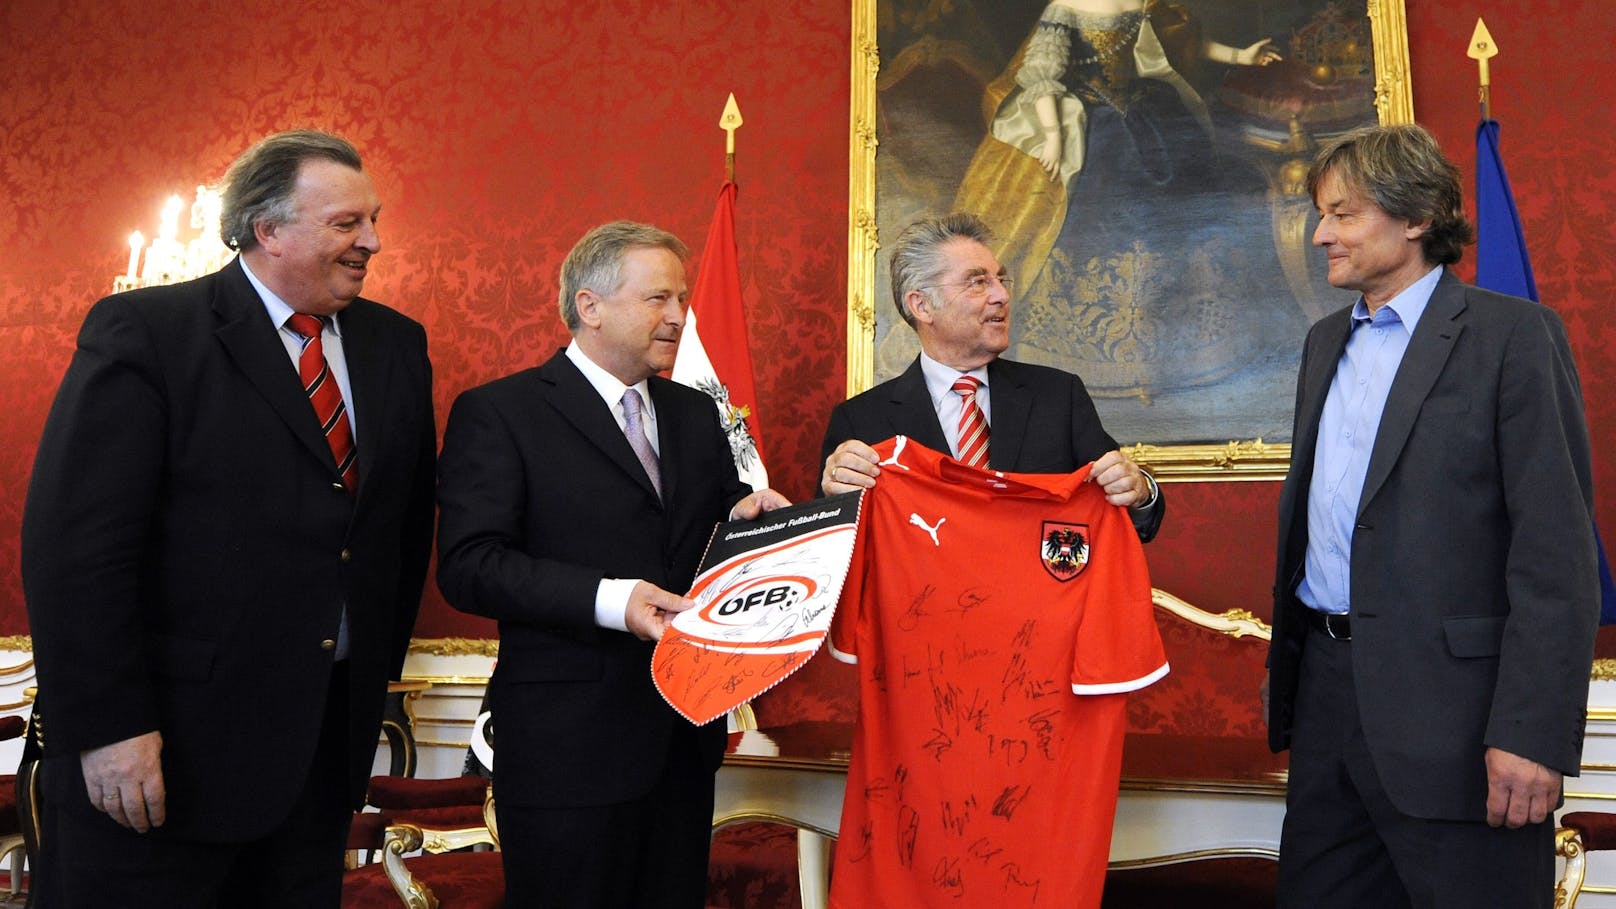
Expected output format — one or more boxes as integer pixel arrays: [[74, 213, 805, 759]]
[[348, 775, 489, 868], [707, 821, 812, 909], [343, 690, 500, 906], [343, 794, 502, 909], [347, 686, 490, 870]]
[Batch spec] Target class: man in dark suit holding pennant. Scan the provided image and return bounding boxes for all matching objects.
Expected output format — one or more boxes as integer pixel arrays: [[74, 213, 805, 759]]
[[436, 220, 788, 908]]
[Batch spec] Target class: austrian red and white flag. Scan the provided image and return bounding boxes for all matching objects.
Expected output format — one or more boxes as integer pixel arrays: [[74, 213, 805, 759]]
[[672, 181, 769, 490]]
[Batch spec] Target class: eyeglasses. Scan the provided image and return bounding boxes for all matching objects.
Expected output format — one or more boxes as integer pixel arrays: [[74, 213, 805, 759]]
[[918, 273, 1015, 300]]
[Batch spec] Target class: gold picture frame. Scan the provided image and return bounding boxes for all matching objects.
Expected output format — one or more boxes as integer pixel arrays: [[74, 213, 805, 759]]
[[846, 0, 1413, 481]]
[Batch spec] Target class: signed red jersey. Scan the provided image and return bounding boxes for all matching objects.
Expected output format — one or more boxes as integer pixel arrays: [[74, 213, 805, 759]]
[[828, 436, 1167, 909]]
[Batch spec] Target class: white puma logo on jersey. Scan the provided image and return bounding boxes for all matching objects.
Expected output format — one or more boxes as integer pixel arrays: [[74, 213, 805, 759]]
[[879, 436, 912, 470], [909, 513, 945, 546]]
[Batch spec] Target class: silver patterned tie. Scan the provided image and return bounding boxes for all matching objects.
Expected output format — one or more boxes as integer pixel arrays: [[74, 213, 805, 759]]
[[621, 388, 662, 499]]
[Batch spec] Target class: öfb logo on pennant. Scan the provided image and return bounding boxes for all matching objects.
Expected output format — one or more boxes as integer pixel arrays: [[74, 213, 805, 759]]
[[653, 492, 863, 725]]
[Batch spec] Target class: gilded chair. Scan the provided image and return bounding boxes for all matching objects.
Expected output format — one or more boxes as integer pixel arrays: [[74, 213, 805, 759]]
[[344, 701, 500, 908], [344, 792, 502, 909], [1555, 813, 1608, 908], [348, 692, 491, 869]]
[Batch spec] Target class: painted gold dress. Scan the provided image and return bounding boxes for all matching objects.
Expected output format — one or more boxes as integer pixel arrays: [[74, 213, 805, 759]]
[[954, 2, 1282, 405]]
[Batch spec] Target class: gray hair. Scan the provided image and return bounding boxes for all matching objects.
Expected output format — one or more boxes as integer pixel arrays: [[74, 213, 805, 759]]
[[218, 130, 364, 252], [1307, 123, 1474, 266], [889, 213, 995, 328], [558, 221, 690, 332]]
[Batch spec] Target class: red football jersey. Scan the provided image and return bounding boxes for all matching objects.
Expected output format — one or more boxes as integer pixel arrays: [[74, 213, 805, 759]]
[[829, 436, 1167, 909]]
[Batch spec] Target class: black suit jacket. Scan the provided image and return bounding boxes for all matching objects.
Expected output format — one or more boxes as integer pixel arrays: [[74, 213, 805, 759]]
[[21, 258, 436, 841], [435, 349, 750, 808], [1267, 270, 1598, 819], [820, 356, 1164, 540]]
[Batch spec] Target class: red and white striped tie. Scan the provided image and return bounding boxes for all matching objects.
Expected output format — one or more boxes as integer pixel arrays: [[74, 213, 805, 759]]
[[952, 375, 989, 468], [287, 313, 359, 493]]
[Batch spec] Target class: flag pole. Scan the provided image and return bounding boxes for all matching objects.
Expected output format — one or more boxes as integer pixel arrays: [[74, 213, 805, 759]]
[[1468, 19, 1498, 121], [720, 93, 743, 183]]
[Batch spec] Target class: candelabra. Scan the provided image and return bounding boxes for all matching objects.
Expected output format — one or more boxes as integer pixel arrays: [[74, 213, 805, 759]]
[[112, 186, 233, 292]]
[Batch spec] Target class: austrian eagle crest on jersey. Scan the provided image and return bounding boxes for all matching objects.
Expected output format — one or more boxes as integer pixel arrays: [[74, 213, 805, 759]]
[[1040, 521, 1090, 581]]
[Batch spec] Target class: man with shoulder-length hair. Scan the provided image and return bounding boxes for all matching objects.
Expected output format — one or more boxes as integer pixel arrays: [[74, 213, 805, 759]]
[[22, 129, 436, 906], [1266, 123, 1598, 907], [436, 220, 789, 908]]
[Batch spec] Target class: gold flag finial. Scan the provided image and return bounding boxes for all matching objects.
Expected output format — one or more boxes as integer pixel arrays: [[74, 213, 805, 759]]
[[721, 93, 744, 181], [1468, 18, 1498, 119]]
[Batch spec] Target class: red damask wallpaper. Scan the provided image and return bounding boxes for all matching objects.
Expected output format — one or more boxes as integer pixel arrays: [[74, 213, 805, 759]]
[[1, 1, 1613, 735], [0, 0, 850, 639]]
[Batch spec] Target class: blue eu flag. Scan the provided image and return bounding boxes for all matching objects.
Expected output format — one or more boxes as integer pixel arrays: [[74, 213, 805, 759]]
[[1476, 119, 1616, 624]]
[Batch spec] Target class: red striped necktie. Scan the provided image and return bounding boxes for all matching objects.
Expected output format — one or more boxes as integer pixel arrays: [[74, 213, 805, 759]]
[[952, 375, 989, 468], [287, 313, 359, 493]]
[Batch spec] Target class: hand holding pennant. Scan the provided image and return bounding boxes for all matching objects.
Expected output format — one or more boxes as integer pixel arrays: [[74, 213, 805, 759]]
[[652, 493, 864, 725]]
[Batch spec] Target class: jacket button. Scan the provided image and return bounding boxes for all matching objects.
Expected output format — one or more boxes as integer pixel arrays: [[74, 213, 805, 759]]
[[332, 482, 346, 492], [320, 639, 336, 651], [340, 549, 352, 563]]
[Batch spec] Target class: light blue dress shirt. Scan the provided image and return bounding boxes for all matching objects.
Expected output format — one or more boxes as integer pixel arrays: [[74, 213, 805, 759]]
[[1297, 265, 1443, 615]]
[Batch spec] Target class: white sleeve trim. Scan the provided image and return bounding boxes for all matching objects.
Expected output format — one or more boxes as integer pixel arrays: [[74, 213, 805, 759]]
[[827, 640, 859, 664], [1071, 660, 1169, 696]]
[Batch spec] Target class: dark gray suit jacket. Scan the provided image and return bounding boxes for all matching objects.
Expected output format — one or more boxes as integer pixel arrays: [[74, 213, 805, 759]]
[[819, 356, 1164, 540], [22, 258, 436, 840], [436, 350, 750, 809], [1267, 269, 1599, 820]]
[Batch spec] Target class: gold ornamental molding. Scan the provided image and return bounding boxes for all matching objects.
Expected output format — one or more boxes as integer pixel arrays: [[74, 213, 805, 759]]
[[406, 637, 499, 657], [1367, 0, 1415, 125], [1591, 659, 1616, 683], [1123, 440, 1292, 483], [845, 0, 879, 398], [1562, 790, 1616, 802], [713, 809, 840, 840]]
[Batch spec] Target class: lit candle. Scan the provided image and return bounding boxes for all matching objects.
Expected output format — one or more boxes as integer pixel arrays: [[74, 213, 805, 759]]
[[126, 231, 144, 279], [159, 195, 183, 242]]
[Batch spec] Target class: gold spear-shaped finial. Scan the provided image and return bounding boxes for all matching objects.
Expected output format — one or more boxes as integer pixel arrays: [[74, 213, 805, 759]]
[[1468, 18, 1498, 120], [720, 93, 744, 182]]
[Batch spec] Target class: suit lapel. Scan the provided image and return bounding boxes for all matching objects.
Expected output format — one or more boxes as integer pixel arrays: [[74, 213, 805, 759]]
[[1293, 312, 1354, 474], [884, 359, 950, 454], [984, 359, 1029, 470], [336, 301, 395, 501], [647, 377, 686, 506], [210, 260, 338, 477], [1358, 273, 1467, 514], [540, 352, 662, 502]]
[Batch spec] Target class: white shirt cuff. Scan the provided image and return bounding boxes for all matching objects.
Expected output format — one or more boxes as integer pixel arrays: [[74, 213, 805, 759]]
[[594, 578, 637, 632]]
